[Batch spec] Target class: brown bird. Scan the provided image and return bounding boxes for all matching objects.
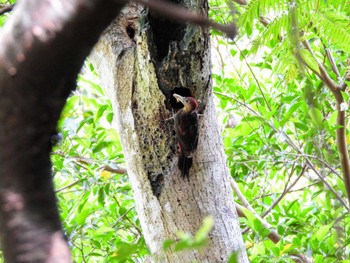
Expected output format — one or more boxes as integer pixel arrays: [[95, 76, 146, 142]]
[[173, 93, 199, 179]]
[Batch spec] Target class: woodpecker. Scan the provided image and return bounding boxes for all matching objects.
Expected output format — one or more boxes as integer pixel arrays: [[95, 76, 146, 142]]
[[173, 93, 199, 179]]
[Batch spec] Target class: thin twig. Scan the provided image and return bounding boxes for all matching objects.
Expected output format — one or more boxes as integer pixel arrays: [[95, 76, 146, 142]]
[[214, 91, 260, 116], [261, 164, 307, 218], [254, 180, 322, 199], [234, 43, 272, 112], [279, 152, 341, 179], [112, 206, 135, 227], [55, 179, 84, 193], [325, 48, 341, 79], [112, 196, 143, 236], [242, 165, 308, 235], [53, 151, 127, 174]]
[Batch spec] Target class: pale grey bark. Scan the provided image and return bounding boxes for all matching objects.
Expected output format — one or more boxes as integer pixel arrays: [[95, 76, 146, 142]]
[[91, 3, 248, 262]]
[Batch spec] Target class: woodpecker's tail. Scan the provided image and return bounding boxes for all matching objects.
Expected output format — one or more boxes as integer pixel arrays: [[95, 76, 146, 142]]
[[178, 153, 193, 180]]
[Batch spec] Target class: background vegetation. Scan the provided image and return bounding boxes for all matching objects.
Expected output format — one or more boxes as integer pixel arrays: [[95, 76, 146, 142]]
[[1, 0, 350, 262]]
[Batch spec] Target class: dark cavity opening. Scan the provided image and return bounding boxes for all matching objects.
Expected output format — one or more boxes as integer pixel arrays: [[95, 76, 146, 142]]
[[148, 1, 186, 61], [126, 25, 135, 40]]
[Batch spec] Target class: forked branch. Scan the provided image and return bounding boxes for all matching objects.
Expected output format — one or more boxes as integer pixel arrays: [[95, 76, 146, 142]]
[[302, 40, 350, 208]]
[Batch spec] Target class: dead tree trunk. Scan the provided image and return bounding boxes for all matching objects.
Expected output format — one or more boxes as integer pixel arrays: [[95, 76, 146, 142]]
[[91, 2, 248, 262]]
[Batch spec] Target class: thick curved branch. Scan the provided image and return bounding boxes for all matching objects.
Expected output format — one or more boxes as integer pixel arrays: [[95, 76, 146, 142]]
[[0, 0, 124, 261]]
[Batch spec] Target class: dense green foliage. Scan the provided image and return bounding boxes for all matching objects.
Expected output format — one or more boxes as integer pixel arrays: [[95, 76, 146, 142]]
[[210, 0, 350, 262], [1, 0, 350, 262]]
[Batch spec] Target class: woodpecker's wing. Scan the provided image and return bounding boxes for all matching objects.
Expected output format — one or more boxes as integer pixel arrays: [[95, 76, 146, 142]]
[[175, 110, 198, 156]]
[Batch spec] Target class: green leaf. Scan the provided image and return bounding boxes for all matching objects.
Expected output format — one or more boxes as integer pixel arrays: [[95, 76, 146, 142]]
[[228, 251, 239, 263], [315, 224, 332, 241], [94, 104, 108, 123], [163, 239, 175, 251], [98, 187, 105, 206], [239, 205, 255, 223], [299, 49, 320, 75], [281, 101, 303, 126], [106, 112, 114, 123], [95, 226, 114, 234], [308, 107, 324, 129], [194, 216, 214, 242]]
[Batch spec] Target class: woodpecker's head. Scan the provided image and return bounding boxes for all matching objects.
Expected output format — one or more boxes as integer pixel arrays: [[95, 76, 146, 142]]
[[173, 94, 198, 113]]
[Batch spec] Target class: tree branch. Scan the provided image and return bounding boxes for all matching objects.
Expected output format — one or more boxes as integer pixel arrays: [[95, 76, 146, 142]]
[[53, 151, 127, 174], [261, 164, 307, 218], [135, 0, 237, 39], [215, 91, 350, 212], [0, 4, 14, 16], [0, 0, 125, 261], [302, 39, 350, 208], [234, 43, 272, 112], [302, 40, 342, 95], [231, 178, 281, 243], [325, 48, 341, 80]]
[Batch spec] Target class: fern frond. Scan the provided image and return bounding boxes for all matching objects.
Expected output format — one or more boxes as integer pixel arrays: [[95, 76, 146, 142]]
[[240, 0, 290, 34], [250, 0, 316, 54], [251, 13, 290, 54], [266, 37, 302, 83], [319, 0, 350, 14], [311, 11, 350, 54], [274, 49, 299, 83]]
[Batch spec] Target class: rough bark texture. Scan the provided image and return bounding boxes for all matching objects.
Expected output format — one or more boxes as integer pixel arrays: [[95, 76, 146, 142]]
[[0, 0, 124, 262], [91, 2, 248, 262]]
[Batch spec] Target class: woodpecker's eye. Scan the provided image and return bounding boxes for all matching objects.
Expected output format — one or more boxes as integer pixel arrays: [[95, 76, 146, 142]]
[[185, 99, 189, 103]]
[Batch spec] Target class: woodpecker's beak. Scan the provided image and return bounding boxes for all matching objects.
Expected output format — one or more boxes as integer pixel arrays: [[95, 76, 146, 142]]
[[173, 94, 185, 104]]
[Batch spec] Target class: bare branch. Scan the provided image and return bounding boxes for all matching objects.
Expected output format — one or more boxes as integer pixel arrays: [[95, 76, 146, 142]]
[[53, 151, 127, 174], [290, 253, 313, 263], [302, 40, 342, 94], [100, 164, 127, 174], [231, 178, 281, 243], [0, 0, 125, 261], [0, 4, 14, 16], [261, 164, 307, 218], [232, 0, 247, 5], [55, 179, 84, 193], [135, 0, 237, 39], [325, 48, 341, 79], [234, 43, 272, 112], [259, 16, 270, 26]]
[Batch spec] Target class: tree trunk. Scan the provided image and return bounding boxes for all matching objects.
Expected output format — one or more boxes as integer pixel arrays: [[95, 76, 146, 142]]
[[91, 2, 248, 262]]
